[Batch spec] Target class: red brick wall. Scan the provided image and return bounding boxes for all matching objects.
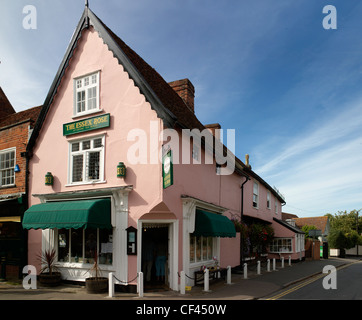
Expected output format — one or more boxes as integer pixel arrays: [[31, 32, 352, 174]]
[[0, 122, 30, 196]]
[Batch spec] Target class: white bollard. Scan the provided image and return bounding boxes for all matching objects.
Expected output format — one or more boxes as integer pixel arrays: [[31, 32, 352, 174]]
[[273, 258, 276, 271], [243, 263, 248, 279], [257, 261, 261, 275], [204, 268, 210, 292], [289, 256, 291, 266], [281, 257, 284, 268], [108, 272, 114, 298], [180, 271, 185, 295], [138, 272, 144, 298], [267, 259, 271, 272], [227, 265, 232, 284]]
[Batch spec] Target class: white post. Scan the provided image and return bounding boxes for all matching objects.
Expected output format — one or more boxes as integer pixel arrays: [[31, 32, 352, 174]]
[[180, 271, 185, 295], [267, 259, 271, 272], [281, 257, 284, 268], [138, 272, 144, 298], [243, 263, 248, 279], [204, 268, 210, 292], [289, 255, 291, 266], [227, 265, 232, 284], [273, 258, 276, 271], [108, 272, 114, 298], [257, 261, 261, 275]]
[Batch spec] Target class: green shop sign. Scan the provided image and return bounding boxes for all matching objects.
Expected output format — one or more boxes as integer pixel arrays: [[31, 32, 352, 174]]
[[162, 150, 173, 189], [63, 113, 110, 136]]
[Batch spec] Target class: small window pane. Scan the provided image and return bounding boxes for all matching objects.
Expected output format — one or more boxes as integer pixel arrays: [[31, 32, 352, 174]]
[[93, 138, 102, 148], [190, 234, 195, 263], [71, 229, 83, 262], [91, 74, 97, 84], [85, 229, 97, 264], [99, 229, 113, 265], [71, 143, 79, 152], [202, 237, 207, 260], [88, 152, 100, 180], [58, 229, 69, 262], [72, 154, 83, 182], [87, 87, 97, 110], [82, 140, 90, 150], [196, 237, 201, 262]]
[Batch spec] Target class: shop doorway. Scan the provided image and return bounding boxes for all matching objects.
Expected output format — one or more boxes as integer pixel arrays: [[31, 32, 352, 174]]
[[141, 224, 169, 291]]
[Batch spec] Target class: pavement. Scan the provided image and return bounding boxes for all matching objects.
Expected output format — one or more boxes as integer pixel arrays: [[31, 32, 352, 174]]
[[0, 257, 360, 301]]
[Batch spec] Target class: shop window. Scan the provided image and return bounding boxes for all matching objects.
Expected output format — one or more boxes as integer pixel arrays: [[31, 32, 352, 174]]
[[0, 148, 15, 187], [189, 234, 214, 264], [69, 136, 104, 184], [269, 238, 292, 253], [74, 72, 100, 116], [57, 228, 113, 265]]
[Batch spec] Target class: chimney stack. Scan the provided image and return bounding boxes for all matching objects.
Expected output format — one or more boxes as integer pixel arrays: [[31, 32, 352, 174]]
[[245, 154, 252, 169], [205, 123, 221, 140], [168, 79, 195, 113]]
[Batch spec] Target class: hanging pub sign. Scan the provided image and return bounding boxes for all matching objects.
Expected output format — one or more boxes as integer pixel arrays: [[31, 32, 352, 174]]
[[63, 113, 110, 136], [162, 149, 173, 189]]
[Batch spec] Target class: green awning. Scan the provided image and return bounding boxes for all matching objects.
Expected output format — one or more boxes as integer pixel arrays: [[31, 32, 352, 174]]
[[22, 199, 111, 230], [194, 209, 236, 238]]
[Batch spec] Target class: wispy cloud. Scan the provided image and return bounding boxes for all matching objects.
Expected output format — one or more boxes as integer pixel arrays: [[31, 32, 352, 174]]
[[254, 98, 362, 216]]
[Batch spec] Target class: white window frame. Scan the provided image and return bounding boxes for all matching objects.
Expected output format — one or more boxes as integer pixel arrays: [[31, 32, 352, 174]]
[[267, 191, 271, 209], [189, 234, 215, 265], [269, 238, 293, 253], [275, 197, 278, 215], [67, 135, 105, 185], [56, 227, 113, 265], [73, 71, 100, 117], [0, 147, 16, 187], [253, 181, 259, 208]]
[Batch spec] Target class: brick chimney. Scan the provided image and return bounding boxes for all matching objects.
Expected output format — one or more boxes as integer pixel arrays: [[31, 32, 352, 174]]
[[168, 79, 195, 113], [205, 123, 221, 140]]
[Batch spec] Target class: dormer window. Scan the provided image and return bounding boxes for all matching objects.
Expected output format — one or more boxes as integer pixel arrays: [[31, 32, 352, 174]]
[[74, 72, 100, 116]]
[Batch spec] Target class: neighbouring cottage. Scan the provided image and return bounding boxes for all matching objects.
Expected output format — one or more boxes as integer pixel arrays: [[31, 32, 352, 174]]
[[21, 5, 303, 292], [0, 87, 41, 278]]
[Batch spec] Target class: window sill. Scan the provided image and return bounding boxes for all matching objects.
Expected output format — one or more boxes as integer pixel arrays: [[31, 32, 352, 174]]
[[65, 180, 107, 187], [58, 262, 114, 270], [0, 184, 16, 190]]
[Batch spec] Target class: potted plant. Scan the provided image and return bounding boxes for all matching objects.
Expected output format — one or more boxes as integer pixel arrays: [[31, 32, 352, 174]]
[[38, 248, 62, 286], [85, 251, 108, 294]]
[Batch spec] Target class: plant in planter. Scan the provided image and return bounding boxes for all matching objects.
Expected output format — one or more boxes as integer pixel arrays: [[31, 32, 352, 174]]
[[85, 251, 108, 294], [38, 248, 62, 287]]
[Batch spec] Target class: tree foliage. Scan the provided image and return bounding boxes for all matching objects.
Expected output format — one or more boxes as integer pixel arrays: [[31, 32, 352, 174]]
[[326, 209, 362, 249]]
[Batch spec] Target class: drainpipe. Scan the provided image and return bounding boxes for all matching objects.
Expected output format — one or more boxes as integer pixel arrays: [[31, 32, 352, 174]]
[[21, 150, 30, 272], [240, 175, 250, 267]]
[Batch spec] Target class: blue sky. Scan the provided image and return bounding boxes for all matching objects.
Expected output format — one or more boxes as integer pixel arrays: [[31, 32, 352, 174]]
[[1, 1, 361, 217]]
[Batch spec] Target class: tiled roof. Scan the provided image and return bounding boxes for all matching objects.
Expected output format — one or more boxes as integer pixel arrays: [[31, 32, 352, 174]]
[[98, 17, 205, 132], [293, 216, 329, 233], [0, 87, 15, 119], [0, 105, 42, 130], [282, 212, 299, 220]]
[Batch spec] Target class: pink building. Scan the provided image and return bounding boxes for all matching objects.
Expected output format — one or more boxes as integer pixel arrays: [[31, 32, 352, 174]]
[[23, 6, 303, 292]]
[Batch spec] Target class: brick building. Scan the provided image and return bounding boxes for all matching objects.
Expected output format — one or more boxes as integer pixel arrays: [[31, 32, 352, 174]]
[[0, 87, 41, 278]]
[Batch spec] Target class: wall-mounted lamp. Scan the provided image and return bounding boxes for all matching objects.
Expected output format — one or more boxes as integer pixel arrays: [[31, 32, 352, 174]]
[[45, 172, 54, 186], [117, 162, 126, 178]]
